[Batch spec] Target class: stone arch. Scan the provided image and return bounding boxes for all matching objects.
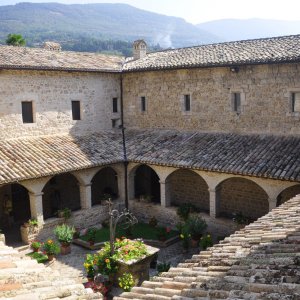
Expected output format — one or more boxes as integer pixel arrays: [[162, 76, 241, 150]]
[[42, 173, 81, 219], [166, 169, 209, 212], [0, 183, 31, 229], [133, 164, 161, 203], [216, 177, 269, 221], [276, 184, 300, 206], [91, 167, 119, 206]]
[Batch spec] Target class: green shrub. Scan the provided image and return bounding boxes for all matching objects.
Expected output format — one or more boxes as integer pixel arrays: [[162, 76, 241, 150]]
[[176, 203, 197, 221], [200, 234, 213, 250], [185, 215, 207, 240], [118, 273, 135, 292], [54, 224, 75, 244], [157, 262, 171, 273]]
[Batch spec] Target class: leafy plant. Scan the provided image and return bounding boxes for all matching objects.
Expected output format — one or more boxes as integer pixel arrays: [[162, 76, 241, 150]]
[[87, 227, 97, 242], [58, 207, 72, 220], [177, 222, 191, 250], [232, 212, 251, 225], [93, 247, 118, 276], [27, 252, 48, 263], [157, 262, 171, 273], [6, 33, 26, 46], [200, 234, 213, 250], [54, 224, 75, 245], [30, 241, 42, 250], [148, 216, 158, 227], [185, 215, 207, 240], [84, 254, 96, 278], [176, 203, 197, 221], [28, 218, 38, 227], [43, 239, 60, 256], [118, 273, 135, 292], [156, 227, 171, 241]]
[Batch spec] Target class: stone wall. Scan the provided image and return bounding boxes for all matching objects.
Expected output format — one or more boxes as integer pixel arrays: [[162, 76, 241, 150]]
[[0, 69, 120, 139], [277, 184, 300, 205], [167, 169, 209, 212], [35, 201, 122, 241], [129, 200, 243, 239], [218, 178, 269, 220], [123, 63, 300, 135]]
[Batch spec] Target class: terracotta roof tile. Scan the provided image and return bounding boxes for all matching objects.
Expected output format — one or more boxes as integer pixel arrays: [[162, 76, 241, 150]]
[[0, 46, 124, 72], [116, 195, 300, 300], [123, 34, 300, 72], [0, 130, 299, 184], [126, 130, 300, 182]]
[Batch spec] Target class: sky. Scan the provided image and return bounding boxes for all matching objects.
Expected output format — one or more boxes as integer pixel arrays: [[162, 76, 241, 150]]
[[1, 0, 300, 24]]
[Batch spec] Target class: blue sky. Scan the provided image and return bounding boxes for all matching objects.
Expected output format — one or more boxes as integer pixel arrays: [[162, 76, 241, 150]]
[[1, 0, 300, 24]]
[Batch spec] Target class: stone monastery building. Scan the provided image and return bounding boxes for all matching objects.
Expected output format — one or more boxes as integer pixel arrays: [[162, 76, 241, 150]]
[[0, 35, 299, 243]]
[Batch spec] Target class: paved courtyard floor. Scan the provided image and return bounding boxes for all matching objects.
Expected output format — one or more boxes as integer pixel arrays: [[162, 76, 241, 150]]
[[21, 241, 201, 299]]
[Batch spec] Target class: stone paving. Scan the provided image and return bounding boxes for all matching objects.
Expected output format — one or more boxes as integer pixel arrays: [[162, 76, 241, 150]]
[[21, 240, 201, 298]]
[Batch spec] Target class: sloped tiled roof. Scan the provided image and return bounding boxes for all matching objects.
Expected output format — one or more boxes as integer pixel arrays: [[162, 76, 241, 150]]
[[0, 45, 124, 72], [116, 194, 300, 300], [123, 34, 300, 72], [126, 130, 300, 182], [0, 130, 299, 185], [0, 132, 123, 183]]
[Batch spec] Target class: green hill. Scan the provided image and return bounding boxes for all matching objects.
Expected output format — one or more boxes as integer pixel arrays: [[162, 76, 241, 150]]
[[0, 2, 219, 54]]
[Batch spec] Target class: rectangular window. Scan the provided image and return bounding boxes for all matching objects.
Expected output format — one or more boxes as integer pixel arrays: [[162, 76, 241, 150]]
[[112, 97, 118, 113], [21, 101, 34, 123], [291, 92, 300, 112], [141, 96, 146, 112], [72, 100, 81, 120], [184, 94, 191, 111], [232, 92, 241, 113]]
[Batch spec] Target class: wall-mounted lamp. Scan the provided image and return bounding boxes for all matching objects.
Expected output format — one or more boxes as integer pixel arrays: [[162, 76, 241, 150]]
[[230, 66, 239, 73]]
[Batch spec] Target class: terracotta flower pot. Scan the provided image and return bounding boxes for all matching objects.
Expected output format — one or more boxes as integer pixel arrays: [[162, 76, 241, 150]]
[[47, 254, 54, 261], [60, 243, 71, 255], [191, 239, 199, 248]]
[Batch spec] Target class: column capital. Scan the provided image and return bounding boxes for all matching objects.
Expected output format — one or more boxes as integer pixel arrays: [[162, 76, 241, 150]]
[[159, 180, 166, 184], [79, 183, 92, 187], [30, 192, 44, 197]]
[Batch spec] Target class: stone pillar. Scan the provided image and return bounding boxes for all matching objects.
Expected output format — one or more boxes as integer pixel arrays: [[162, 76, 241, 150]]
[[209, 187, 220, 218], [29, 192, 44, 224], [117, 169, 126, 201], [268, 198, 277, 211], [128, 171, 135, 200], [79, 183, 92, 209], [160, 180, 171, 207]]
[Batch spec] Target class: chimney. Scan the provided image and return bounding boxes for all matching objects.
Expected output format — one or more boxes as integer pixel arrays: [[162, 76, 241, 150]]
[[133, 40, 147, 60], [43, 41, 61, 51]]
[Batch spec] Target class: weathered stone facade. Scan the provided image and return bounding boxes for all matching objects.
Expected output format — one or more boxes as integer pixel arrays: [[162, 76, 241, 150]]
[[123, 64, 300, 135], [0, 69, 120, 139]]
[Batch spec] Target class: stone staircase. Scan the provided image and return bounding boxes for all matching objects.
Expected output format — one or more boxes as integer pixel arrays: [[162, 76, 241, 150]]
[[115, 195, 300, 300], [0, 242, 102, 300]]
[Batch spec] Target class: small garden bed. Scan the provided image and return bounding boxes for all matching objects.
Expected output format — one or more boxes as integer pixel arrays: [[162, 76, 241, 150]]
[[26, 252, 49, 263], [73, 223, 179, 250]]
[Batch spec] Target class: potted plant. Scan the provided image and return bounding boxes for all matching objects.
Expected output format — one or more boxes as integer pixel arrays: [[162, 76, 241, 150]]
[[30, 240, 42, 253], [118, 272, 135, 292], [84, 254, 96, 282], [43, 239, 60, 261], [156, 227, 170, 241], [185, 215, 207, 247], [54, 224, 75, 255], [20, 218, 39, 244], [57, 207, 72, 220], [200, 234, 213, 250], [176, 203, 197, 221], [87, 227, 97, 246]]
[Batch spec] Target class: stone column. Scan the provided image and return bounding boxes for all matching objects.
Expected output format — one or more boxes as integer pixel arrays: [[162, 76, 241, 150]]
[[117, 169, 126, 201], [209, 187, 220, 218], [29, 192, 44, 224], [268, 198, 277, 211], [128, 171, 135, 200], [79, 183, 92, 209], [160, 180, 171, 207]]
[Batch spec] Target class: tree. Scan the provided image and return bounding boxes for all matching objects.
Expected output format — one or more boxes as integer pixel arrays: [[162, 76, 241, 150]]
[[6, 34, 26, 46]]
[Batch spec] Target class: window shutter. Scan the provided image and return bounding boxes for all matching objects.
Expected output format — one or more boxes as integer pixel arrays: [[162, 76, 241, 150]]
[[72, 101, 81, 120], [21, 102, 33, 123]]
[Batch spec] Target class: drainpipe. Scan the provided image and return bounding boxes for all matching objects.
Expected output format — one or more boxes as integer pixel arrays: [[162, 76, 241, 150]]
[[120, 73, 129, 209]]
